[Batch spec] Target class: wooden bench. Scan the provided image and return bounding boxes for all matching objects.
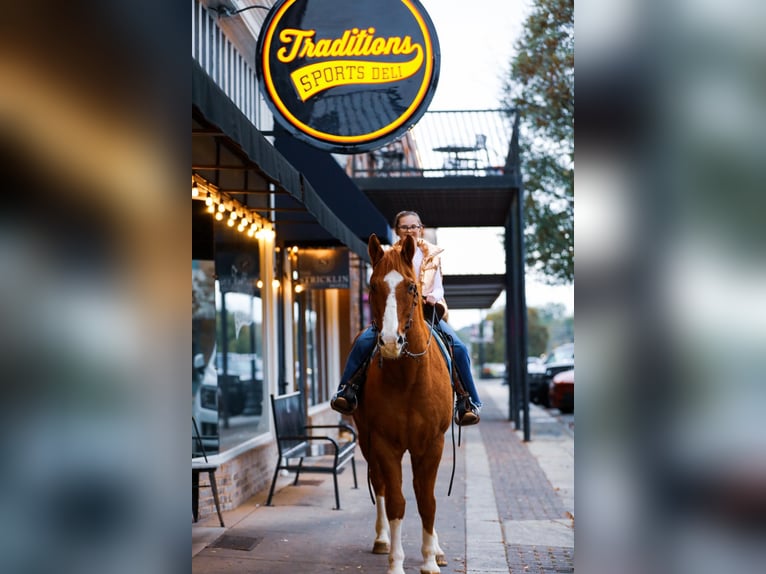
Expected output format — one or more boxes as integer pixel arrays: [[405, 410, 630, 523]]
[[266, 392, 358, 510]]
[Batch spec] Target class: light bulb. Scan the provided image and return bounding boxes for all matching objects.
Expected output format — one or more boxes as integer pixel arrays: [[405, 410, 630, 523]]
[[215, 212, 223, 221], [272, 279, 281, 289]]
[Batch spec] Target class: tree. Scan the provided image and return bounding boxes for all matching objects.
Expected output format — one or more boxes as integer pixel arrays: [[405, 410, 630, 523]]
[[503, 0, 574, 284], [468, 307, 549, 363]]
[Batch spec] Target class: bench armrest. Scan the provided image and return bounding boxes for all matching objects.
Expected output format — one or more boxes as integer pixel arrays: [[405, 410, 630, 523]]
[[305, 423, 358, 442], [279, 434, 341, 452]]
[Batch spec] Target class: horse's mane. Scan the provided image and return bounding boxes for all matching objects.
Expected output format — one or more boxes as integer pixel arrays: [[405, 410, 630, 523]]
[[372, 236, 417, 283]]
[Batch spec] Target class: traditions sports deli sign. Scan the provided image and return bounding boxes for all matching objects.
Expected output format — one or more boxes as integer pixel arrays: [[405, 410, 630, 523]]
[[256, 0, 440, 153]]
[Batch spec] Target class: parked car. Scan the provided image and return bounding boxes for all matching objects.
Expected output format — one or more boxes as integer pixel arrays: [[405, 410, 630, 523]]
[[480, 362, 506, 379], [528, 343, 574, 407], [216, 352, 264, 416], [548, 368, 574, 413], [193, 351, 219, 456]]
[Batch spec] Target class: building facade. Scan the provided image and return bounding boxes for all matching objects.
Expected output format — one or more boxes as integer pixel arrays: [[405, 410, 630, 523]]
[[192, 0, 390, 517]]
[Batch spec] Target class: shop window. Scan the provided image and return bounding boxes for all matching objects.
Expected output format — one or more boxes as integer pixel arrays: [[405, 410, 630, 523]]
[[214, 247, 267, 452], [193, 259, 218, 456]]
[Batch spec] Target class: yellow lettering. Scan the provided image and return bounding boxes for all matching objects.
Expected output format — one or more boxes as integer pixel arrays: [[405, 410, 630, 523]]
[[314, 38, 331, 58], [277, 29, 316, 62], [275, 28, 421, 61]]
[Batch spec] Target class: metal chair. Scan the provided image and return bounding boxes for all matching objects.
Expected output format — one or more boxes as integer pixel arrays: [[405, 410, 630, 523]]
[[192, 416, 225, 527]]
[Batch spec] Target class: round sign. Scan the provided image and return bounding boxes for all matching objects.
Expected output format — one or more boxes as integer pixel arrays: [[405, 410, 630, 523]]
[[256, 0, 440, 153]]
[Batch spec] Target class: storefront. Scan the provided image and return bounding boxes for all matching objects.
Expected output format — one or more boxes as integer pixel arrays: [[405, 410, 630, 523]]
[[192, 0, 391, 517]]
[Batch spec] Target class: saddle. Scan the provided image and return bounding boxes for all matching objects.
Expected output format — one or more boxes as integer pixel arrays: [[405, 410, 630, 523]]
[[349, 303, 470, 401]]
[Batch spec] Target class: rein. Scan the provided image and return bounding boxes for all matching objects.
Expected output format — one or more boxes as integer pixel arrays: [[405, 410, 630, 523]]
[[402, 301, 438, 358], [401, 282, 437, 359]]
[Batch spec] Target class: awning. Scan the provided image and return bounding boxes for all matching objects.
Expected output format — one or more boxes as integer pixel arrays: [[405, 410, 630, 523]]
[[354, 174, 518, 228], [192, 60, 370, 261], [443, 274, 506, 310], [274, 130, 393, 245]]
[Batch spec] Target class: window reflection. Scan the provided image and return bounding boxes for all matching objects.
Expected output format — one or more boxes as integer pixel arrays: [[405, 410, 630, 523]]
[[215, 285, 267, 452]]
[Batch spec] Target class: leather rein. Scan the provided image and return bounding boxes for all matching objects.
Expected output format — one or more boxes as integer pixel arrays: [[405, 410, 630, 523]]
[[372, 281, 438, 361]]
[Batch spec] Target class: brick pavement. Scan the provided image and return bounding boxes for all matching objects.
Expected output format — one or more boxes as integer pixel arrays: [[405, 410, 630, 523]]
[[193, 379, 575, 573]]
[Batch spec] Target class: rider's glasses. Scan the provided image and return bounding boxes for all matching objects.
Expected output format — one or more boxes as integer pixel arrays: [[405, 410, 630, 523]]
[[397, 225, 422, 231]]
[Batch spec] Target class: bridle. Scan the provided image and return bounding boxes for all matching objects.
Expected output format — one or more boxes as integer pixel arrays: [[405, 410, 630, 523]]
[[372, 280, 437, 360]]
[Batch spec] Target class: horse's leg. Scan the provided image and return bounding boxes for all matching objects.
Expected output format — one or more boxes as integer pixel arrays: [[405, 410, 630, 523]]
[[378, 448, 406, 574], [369, 459, 390, 554], [411, 437, 447, 574], [373, 493, 390, 554]]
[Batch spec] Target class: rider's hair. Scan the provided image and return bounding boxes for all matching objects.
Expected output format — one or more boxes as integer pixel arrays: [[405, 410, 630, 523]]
[[393, 210, 423, 229]]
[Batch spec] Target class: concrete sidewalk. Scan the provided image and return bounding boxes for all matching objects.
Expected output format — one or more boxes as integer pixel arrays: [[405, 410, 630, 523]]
[[192, 379, 574, 573]]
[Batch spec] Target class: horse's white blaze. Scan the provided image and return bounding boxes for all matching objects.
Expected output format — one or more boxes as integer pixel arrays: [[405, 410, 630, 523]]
[[421, 528, 442, 573], [380, 270, 404, 356], [375, 495, 390, 546], [386, 518, 405, 574]]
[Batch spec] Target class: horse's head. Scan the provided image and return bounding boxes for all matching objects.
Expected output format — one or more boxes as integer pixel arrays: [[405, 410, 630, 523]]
[[367, 233, 421, 359]]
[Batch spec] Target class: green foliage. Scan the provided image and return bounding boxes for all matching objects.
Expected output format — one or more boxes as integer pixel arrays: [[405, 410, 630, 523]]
[[504, 0, 574, 284], [526, 308, 549, 357], [469, 307, 553, 363]]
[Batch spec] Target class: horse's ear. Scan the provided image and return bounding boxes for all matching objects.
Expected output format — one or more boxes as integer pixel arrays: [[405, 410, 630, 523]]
[[400, 235, 416, 266], [368, 233, 384, 266]]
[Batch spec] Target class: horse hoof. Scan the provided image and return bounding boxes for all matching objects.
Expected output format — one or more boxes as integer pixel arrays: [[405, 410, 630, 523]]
[[436, 553, 448, 566], [372, 541, 390, 554]]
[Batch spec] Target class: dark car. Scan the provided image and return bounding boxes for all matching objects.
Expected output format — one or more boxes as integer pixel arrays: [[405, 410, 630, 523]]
[[549, 368, 574, 413], [528, 343, 574, 407]]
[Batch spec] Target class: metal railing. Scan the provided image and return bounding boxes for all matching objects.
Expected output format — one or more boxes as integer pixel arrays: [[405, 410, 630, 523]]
[[348, 109, 517, 178]]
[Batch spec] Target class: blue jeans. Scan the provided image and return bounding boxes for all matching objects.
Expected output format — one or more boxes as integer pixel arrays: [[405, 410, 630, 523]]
[[338, 322, 482, 407]]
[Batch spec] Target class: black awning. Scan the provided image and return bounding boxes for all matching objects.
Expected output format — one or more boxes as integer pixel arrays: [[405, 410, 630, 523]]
[[443, 274, 506, 310], [274, 130, 393, 245], [192, 60, 370, 261], [354, 174, 518, 228]]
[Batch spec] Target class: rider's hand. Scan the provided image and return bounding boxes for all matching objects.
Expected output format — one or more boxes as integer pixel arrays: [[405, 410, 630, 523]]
[[425, 295, 437, 305]]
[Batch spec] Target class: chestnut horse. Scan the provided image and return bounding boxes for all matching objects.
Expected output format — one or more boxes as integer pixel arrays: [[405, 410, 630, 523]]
[[353, 233, 453, 574]]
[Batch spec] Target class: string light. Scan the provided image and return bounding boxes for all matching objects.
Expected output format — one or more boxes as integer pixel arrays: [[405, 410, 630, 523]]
[[193, 174, 275, 242]]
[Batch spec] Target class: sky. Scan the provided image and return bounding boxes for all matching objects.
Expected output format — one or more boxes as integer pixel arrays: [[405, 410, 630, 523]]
[[416, 1, 574, 329]]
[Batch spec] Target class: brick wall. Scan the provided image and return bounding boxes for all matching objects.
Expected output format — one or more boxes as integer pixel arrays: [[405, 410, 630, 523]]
[[195, 406, 352, 521], [195, 441, 277, 520]]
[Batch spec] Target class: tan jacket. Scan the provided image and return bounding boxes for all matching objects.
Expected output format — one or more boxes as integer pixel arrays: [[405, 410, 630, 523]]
[[393, 238, 449, 321]]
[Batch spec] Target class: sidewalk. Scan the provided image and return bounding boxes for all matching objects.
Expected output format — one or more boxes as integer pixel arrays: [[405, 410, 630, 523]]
[[192, 379, 574, 573]]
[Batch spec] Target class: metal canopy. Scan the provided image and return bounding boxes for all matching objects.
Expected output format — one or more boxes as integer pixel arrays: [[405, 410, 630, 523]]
[[443, 274, 507, 310], [355, 174, 517, 229]]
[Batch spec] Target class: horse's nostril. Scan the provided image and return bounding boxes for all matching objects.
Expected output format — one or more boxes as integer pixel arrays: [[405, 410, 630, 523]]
[[397, 335, 404, 345], [378, 335, 385, 347]]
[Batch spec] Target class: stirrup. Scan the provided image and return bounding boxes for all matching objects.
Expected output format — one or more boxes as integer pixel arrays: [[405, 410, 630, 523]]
[[455, 396, 480, 426], [331, 385, 358, 415]]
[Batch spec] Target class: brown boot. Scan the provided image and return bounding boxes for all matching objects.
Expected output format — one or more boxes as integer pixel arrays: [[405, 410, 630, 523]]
[[330, 384, 358, 415], [455, 395, 481, 426]]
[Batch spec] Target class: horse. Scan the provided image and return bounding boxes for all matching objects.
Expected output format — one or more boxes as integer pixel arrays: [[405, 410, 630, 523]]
[[353, 233, 454, 574]]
